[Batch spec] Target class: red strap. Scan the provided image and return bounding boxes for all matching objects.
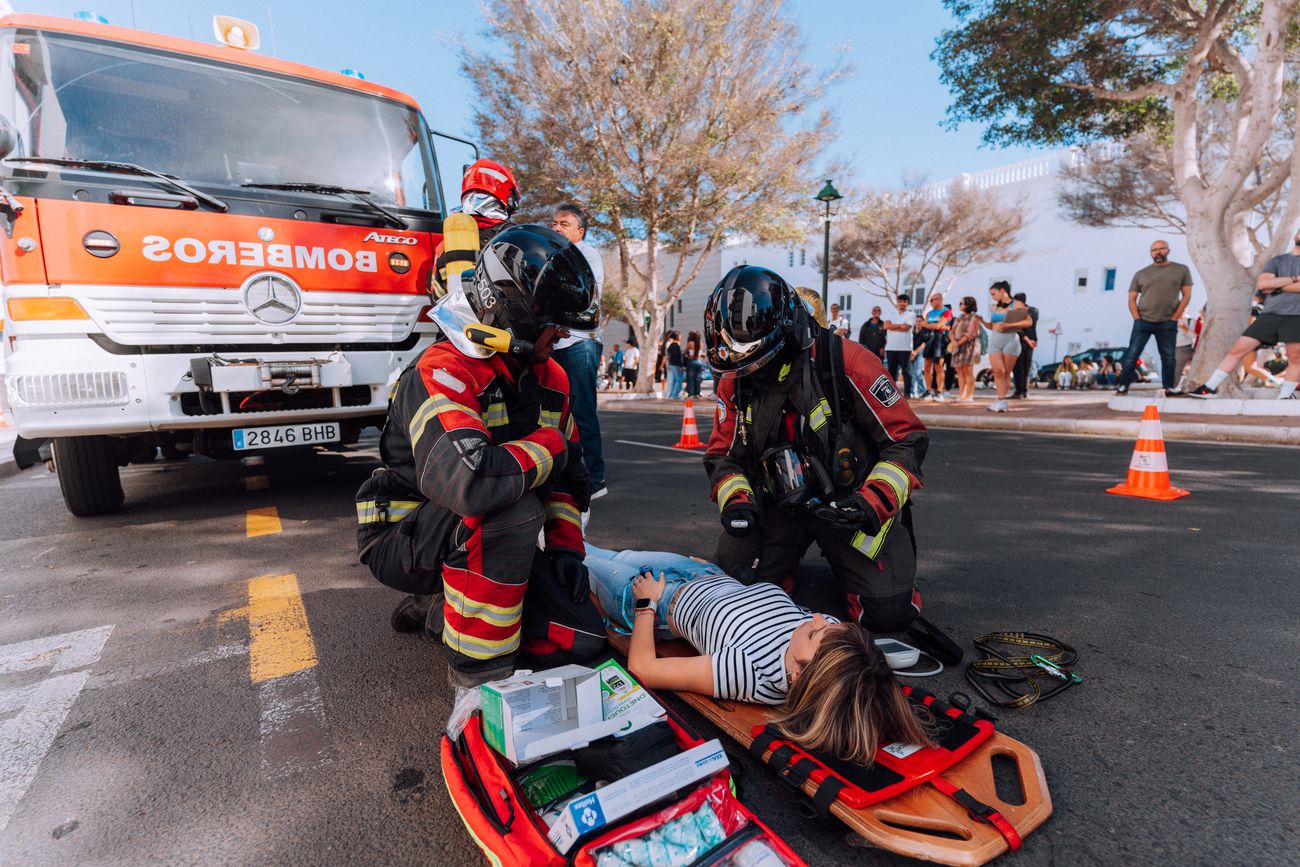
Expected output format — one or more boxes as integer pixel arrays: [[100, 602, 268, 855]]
[[928, 776, 1022, 852]]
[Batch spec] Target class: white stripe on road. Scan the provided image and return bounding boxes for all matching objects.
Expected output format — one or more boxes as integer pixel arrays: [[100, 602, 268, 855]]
[[0, 625, 114, 832], [615, 439, 708, 455]]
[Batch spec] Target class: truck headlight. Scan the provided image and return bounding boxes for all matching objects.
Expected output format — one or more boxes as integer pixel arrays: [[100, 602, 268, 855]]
[[7, 372, 130, 408]]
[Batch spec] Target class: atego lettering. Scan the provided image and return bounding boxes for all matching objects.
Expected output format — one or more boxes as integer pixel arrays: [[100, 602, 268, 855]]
[[141, 236, 378, 273]]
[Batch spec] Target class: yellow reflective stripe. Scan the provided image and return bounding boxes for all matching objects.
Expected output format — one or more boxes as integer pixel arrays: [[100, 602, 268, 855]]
[[850, 516, 895, 560], [443, 584, 523, 627], [716, 475, 753, 510], [546, 500, 582, 529], [408, 393, 482, 443], [539, 408, 562, 428], [562, 414, 576, 438], [809, 398, 831, 432], [483, 401, 509, 428], [355, 499, 423, 524], [443, 621, 520, 659], [513, 439, 556, 487], [868, 461, 912, 504]]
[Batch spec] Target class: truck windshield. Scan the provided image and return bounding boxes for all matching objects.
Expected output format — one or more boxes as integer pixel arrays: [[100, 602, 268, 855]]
[[0, 28, 441, 213]]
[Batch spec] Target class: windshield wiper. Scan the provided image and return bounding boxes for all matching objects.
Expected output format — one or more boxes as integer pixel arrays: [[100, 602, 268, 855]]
[[5, 157, 228, 212], [241, 182, 406, 230]]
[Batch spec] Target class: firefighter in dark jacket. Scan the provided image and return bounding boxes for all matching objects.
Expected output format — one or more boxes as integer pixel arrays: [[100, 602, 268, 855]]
[[357, 225, 605, 688], [703, 266, 929, 632]]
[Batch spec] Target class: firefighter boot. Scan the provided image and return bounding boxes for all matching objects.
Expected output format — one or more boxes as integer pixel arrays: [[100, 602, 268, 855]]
[[390, 594, 432, 633]]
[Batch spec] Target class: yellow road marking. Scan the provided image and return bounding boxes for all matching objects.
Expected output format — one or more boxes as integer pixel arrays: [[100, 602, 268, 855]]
[[245, 506, 283, 537], [247, 574, 318, 684]]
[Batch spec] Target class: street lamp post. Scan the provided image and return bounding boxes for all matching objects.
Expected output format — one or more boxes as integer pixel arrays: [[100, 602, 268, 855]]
[[815, 179, 843, 309]]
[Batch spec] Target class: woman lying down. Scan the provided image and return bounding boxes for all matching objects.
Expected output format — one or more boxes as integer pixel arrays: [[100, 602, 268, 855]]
[[585, 545, 934, 766]]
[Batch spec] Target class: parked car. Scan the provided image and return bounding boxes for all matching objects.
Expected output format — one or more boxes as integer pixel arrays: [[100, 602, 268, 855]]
[[1037, 347, 1133, 387]]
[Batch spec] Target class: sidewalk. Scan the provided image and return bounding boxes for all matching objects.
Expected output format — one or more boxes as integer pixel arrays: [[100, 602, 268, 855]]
[[0, 413, 18, 479], [598, 387, 1300, 445]]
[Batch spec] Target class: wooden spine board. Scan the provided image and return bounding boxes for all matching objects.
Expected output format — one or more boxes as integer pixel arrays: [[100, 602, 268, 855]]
[[605, 630, 1053, 866]]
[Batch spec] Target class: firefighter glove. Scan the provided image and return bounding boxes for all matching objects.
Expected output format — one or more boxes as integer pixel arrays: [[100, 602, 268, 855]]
[[551, 551, 591, 604], [721, 501, 760, 538], [812, 495, 882, 535]]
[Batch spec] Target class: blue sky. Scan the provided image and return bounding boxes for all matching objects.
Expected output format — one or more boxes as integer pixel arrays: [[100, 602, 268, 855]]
[[15, 0, 1050, 194]]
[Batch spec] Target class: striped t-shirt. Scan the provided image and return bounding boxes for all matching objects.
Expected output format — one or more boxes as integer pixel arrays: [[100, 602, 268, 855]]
[[671, 576, 839, 706]]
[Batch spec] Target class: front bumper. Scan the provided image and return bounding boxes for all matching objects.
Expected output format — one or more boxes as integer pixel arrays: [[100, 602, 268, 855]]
[[4, 337, 425, 438]]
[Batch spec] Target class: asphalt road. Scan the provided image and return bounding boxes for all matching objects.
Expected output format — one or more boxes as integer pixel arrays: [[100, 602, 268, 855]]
[[0, 412, 1296, 866]]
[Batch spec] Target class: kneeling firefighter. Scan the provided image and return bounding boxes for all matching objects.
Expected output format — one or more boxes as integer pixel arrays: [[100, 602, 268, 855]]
[[356, 224, 606, 688], [703, 266, 929, 632]]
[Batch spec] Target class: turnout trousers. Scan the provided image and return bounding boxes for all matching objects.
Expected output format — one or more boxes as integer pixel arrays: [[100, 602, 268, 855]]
[[359, 493, 604, 677], [713, 504, 920, 633]]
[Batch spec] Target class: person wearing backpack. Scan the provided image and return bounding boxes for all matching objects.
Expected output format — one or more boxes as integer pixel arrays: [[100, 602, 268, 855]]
[[702, 266, 930, 632]]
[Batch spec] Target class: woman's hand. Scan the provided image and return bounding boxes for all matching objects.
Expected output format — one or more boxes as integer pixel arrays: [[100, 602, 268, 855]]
[[632, 570, 667, 605]]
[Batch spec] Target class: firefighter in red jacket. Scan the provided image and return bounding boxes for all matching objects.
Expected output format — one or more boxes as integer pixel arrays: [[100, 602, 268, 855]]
[[357, 225, 604, 687], [434, 158, 521, 281], [703, 266, 929, 631]]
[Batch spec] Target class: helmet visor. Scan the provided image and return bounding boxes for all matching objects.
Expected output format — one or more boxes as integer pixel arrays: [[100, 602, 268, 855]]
[[535, 243, 598, 331], [461, 191, 510, 222]]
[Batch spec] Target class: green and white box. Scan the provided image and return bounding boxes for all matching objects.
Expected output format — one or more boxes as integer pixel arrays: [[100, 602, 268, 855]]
[[480, 664, 631, 764], [595, 658, 664, 732], [547, 739, 730, 853]]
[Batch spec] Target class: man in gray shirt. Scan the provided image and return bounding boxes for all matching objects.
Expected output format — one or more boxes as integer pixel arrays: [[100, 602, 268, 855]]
[[1116, 239, 1193, 396], [1189, 228, 1300, 400]]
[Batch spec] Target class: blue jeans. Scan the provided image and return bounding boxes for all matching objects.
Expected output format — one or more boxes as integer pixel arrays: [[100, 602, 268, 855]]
[[685, 359, 705, 397], [553, 339, 605, 484], [666, 364, 685, 399], [1118, 319, 1178, 389], [584, 545, 726, 639]]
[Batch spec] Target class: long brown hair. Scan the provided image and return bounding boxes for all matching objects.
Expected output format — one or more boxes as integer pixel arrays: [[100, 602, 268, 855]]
[[769, 624, 935, 766]]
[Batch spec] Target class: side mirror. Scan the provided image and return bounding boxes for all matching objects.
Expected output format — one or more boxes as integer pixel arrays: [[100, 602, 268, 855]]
[[0, 115, 18, 160]]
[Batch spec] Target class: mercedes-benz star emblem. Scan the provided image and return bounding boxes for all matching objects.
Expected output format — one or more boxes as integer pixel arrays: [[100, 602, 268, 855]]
[[241, 272, 303, 325]]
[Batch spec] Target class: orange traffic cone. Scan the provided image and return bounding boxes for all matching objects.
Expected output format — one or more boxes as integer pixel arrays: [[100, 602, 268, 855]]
[[672, 399, 708, 449], [1106, 405, 1190, 500]]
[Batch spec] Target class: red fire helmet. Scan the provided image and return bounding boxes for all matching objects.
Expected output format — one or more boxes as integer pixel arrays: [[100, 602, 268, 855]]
[[461, 159, 520, 215]]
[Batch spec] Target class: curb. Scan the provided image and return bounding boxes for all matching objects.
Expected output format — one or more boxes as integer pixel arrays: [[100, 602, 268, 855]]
[[0, 456, 19, 480], [910, 413, 1300, 446], [598, 399, 1298, 445]]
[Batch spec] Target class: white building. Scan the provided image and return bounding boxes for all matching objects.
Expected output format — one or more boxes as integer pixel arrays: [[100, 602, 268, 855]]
[[603, 149, 1203, 366]]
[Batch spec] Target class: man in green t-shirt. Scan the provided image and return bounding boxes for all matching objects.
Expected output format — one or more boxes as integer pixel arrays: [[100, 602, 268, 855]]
[[1116, 239, 1193, 396]]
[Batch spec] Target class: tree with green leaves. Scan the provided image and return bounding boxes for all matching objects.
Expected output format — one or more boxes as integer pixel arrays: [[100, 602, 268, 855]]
[[461, 0, 843, 392], [936, 0, 1300, 391]]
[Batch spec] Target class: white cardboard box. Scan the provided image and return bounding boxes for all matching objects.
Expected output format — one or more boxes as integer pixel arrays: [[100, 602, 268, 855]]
[[480, 664, 631, 764], [547, 739, 729, 853]]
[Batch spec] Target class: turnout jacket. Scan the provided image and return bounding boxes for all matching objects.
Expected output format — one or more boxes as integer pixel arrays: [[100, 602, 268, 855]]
[[705, 335, 927, 557], [356, 339, 586, 561]]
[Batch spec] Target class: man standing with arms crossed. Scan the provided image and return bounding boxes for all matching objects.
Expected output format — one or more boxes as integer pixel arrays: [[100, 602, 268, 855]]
[[1116, 240, 1192, 397], [1190, 228, 1300, 400], [551, 204, 609, 498]]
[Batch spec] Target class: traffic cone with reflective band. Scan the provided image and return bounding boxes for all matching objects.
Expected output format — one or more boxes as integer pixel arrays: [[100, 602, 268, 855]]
[[1106, 405, 1190, 500], [672, 399, 707, 449]]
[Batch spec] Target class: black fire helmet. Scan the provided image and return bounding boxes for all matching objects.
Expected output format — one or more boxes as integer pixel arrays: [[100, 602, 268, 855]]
[[466, 224, 597, 344], [704, 265, 812, 376]]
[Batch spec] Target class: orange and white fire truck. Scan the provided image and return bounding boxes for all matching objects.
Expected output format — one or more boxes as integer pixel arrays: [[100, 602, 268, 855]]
[[0, 13, 460, 515]]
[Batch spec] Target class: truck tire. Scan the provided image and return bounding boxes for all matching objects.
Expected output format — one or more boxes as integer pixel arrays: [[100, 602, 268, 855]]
[[53, 436, 125, 517]]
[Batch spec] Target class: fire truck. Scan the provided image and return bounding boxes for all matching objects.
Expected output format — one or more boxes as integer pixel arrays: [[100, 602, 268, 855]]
[[0, 13, 461, 515]]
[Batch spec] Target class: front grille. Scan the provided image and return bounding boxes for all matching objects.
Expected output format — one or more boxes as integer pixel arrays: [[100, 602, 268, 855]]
[[180, 384, 373, 416], [75, 285, 423, 346], [7, 371, 130, 408]]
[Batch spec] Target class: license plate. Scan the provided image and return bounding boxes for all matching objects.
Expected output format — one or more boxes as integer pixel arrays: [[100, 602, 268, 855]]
[[232, 422, 340, 451]]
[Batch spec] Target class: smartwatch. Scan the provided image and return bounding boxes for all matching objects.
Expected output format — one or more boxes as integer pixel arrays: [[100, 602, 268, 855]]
[[634, 596, 654, 611]]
